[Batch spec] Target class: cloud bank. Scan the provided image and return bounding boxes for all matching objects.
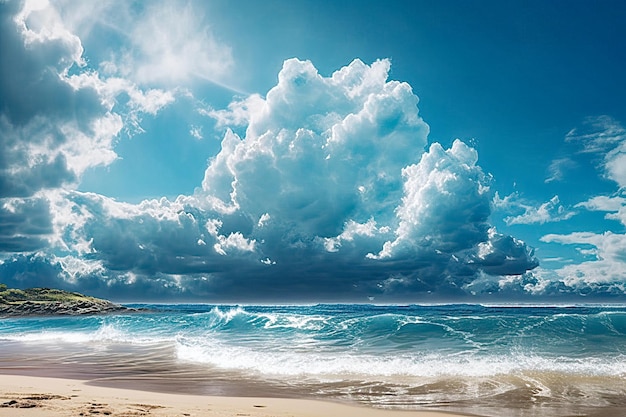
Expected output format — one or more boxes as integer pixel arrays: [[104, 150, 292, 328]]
[[0, 1, 170, 269], [0, 1, 542, 301], [529, 116, 626, 298]]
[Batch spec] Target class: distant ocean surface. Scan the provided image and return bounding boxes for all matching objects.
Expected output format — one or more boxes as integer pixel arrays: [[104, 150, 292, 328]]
[[1, 304, 626, 417]]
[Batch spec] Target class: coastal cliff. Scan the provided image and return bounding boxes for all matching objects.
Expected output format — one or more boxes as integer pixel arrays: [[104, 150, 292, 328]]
[[0, 285, 131, 317]]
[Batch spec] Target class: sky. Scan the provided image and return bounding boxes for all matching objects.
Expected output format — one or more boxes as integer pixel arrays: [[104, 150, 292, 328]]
[[1, 0, 626, 303]]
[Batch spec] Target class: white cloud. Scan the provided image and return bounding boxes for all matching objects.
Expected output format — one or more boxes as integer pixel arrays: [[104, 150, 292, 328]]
[[66, 71, 175, 137], [201, 58, 430, 237], [0, 0, 104, 195], [189, 125, 203, 140], [50, 192, 258, 274], [576, 195, 626, 226], [565, 115, 626, 153], [577, 195, 626, 212], [541, 231, 602, 248], [496, 271, 553, 295], [127, 1, 234, 88], [214, 232, 256, 256], [55, 0, 236, 90], [373, 139, 491, 258], [54, 254, 106, 284], [541, 117, 621, 184], [324, 218, 385, 253], [539, 232, 626, 293], [468, 227, 537, 276], [14, 0, 84, 68], [605, 139, 626, 189], [545, 157, 576, 183], [202, 94, 265, 129], [0, 1, 114, 252], [257, 213, 271, 228], [206, 218, 256, 256], [502, 195, 576, 226], [565, 115, 626, 188]]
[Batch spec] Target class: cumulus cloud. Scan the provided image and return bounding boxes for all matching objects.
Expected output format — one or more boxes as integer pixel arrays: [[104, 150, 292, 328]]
[[1, 57, 537, 301], [49, 192, 257, 275], [201, 58, 430, 233], [375, 140, 491, 258], [3, 0, 184, 167], [0, 252, 202, 301]]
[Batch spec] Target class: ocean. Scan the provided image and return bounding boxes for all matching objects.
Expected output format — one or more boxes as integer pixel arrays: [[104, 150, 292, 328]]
[[1, 304, 625, 417]]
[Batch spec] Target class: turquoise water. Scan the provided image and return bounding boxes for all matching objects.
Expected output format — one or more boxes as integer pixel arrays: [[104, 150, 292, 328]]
[[1, 304, 626, 416]]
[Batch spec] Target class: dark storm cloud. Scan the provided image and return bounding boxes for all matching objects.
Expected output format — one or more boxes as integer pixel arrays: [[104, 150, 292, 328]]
[[0, 197, 52, 252]]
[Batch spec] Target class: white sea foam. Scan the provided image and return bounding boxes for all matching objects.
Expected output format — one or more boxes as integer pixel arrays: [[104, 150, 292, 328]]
[[261, 314, 329, 331], [7, 329, 96, 344], [174, 334, 626, 382], [1, 322, 166, 346]]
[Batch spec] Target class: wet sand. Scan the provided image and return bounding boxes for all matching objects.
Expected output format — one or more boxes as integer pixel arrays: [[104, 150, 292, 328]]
[[0, 374, 473, 417], [2, 341, 626, 416]]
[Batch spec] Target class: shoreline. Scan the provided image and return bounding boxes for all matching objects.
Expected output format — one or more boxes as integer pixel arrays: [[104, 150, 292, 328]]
[[0, 374, 477, 417], [3, 305, 625, 416]]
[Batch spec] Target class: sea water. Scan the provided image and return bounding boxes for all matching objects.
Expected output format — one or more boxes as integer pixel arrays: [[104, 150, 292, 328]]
[[1, 304, 625, 416]]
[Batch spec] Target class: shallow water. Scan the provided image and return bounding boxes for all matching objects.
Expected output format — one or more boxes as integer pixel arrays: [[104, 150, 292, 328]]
[[1, 304, 625, 416]]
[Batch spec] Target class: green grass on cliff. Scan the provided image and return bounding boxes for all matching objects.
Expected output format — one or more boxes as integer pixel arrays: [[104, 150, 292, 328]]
[[0, 284, 103, 305]]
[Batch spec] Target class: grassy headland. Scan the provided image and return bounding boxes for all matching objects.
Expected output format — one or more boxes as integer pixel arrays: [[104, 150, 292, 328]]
[[0, 284, 131, 317]]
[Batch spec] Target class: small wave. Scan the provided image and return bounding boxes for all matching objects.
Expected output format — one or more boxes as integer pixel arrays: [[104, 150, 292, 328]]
[[207, 306, 248, 322], [192, 306, 333, 333]]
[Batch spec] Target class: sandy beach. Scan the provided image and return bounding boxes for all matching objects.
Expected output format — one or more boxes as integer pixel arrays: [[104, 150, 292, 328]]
[[0, 375, 473, 417]]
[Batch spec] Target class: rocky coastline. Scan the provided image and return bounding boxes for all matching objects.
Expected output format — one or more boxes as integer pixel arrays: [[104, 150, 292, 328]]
[[0, 286, 134, 317]]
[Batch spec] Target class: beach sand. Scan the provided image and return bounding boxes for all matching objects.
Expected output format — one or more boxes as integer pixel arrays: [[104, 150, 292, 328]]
[[0, 374, 474, 417]]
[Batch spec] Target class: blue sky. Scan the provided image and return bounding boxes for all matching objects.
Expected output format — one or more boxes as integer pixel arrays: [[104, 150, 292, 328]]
[[1, 0, 626, 302]]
